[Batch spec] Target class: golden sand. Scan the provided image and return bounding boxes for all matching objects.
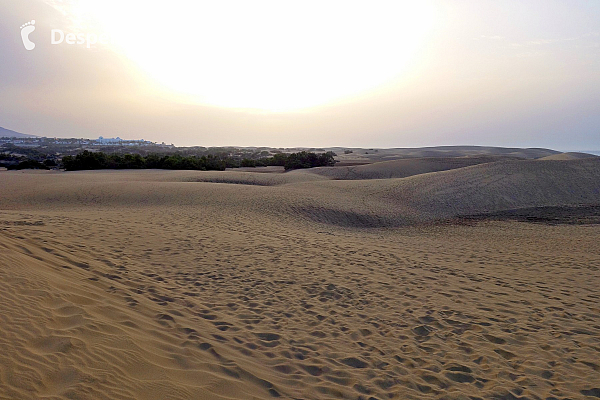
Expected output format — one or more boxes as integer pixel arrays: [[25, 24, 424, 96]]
[[0, 159, 599, 399]]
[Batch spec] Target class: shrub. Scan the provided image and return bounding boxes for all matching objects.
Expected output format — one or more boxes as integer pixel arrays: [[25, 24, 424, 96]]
[[284, 151, 336, 170], [7, 159, 50, 170], [60, 150, 336, 171]]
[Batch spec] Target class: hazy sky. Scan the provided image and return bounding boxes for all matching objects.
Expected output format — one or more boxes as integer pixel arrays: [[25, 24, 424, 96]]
[[1, 0, 599, 149]]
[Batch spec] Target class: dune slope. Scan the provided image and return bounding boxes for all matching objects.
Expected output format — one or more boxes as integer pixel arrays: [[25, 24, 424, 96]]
[[300, 156, 512, 180], [538, 152, 598, 161], [281, 158, 600, 226], [0, 160, 599, 399]]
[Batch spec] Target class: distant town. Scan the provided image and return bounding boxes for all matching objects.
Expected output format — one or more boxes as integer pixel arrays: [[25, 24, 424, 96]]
[[0, 132, 334, 171], [0, 134, 185, 169], [0, 135, 174, 148]]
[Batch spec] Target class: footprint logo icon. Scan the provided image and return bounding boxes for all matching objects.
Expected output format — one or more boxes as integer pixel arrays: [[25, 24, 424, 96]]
[[20, 20, 36, 51]]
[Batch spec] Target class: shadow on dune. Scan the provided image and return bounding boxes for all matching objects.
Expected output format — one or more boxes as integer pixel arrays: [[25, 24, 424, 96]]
[[283, 158, 600, 227], [1, 158, 599, 229]]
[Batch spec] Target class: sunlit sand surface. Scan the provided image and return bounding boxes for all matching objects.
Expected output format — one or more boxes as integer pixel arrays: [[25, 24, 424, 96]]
[[1, 158, 599, 399]]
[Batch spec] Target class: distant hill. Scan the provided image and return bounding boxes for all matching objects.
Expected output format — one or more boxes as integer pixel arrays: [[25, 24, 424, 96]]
[[0, 127, 37, 138]]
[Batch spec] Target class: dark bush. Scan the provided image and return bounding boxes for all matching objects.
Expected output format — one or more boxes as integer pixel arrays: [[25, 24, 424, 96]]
[[7, 159, 50, 170], [61, 150, 336, 171], [284, 151, 336, 170], [241, 158, 256, 167]]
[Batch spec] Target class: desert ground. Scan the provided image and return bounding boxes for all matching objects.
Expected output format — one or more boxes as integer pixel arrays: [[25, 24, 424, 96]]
[[1, 155, 599, 399]]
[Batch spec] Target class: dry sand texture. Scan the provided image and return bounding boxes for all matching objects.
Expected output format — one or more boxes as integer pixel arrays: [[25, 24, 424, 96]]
[[538, 152, 599, 161], [0, 157, 599, 399], [329, 146, 563, 164]]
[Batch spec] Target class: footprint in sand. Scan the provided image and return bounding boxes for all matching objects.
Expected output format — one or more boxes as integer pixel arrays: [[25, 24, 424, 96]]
[[20, 20, 36, 51]]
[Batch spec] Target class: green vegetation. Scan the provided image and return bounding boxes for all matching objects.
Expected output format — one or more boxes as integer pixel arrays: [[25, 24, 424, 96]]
[[6, 159, 50, 170], [1, 139, 339, 171], [60, 150, 336, 172], [283, 151, 336, 170], [0, 144, 60, 169], [62, 151, 228, 171]]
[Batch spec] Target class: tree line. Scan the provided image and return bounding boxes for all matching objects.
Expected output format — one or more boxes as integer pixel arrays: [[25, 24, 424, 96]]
[[58, 150, 336, 171]]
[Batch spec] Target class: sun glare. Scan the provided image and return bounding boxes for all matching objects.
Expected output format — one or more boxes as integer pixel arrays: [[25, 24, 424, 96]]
[[47, 1, 436, 111]]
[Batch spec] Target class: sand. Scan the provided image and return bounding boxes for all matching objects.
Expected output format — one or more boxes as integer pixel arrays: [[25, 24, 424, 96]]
[[538, 152, 598, 161], [292, 156, 512, 180], [329, 146, 561, 164], [0, 158, 599, 399]]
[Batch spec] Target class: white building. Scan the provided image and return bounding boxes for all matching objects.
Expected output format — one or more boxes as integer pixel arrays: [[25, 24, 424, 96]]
[[97, 136, 123, 144], [93, 136, 156, 146]]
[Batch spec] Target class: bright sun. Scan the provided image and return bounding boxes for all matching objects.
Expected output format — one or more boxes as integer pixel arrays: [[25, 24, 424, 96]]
[[48, 1, 436, 111]]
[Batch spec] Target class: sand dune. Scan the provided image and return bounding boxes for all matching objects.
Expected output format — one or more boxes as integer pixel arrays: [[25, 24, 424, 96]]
[[288, 158, 600, 226], [298, 156, 511, 180], [538, 152, 598, 161], [1, 159, 599, 228], [274, 158, 600, 227], [181, 169, 328, 185], [330, 146, 560, 164], [1, 159, 599, 399]]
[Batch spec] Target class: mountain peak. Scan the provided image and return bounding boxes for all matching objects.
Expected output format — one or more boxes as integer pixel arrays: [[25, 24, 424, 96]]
[[0, 127, 37, 138]]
